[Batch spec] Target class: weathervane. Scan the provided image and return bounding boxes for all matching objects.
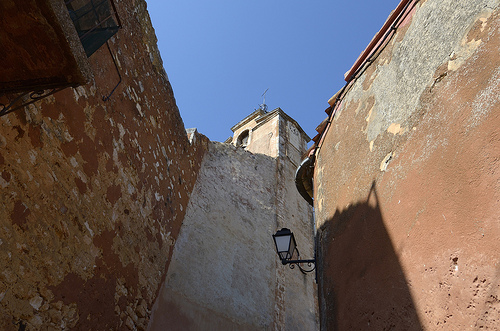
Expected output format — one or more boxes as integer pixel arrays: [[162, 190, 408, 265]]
[[259, 88, 269, 112]]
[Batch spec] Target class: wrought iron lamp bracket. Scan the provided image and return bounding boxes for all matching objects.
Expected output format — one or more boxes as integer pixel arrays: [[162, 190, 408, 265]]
[[282, 258, 316, 274]]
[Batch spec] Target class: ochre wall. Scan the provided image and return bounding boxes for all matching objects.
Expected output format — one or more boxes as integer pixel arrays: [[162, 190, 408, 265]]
[[315, 0, 500, 329], [0, 1, 208, 330]]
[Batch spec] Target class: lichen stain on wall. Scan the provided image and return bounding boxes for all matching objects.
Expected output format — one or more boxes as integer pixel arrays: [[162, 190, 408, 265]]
[[0, 0, 209, 330]]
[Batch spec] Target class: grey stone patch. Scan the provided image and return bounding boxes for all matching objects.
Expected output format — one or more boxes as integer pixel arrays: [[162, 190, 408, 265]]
[[343, 0, 500, 143]]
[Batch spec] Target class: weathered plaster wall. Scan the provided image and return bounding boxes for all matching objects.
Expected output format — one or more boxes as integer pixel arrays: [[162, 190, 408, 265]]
[[150, 111, 318, 330], [149, 142, 278, 330], [0, 1, 208, 330], [275, 117, 318, 331], [246, 115, 280, 157], [315, 0, 500, 329]]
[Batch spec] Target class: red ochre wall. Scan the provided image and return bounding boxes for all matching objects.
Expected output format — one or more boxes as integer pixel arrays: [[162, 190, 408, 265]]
[[0, 1, 208, 329], [314, 0, 500, 329]]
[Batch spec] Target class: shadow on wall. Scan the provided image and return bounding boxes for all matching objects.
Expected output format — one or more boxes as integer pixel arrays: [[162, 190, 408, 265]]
[[318, 182, 422, 330]]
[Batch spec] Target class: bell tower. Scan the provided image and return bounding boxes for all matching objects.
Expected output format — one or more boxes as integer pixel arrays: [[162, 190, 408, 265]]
[[227, 107, 310, 168], [227, 108, 318, 329]]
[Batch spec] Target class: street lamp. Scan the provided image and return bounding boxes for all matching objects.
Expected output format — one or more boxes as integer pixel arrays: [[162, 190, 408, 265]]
[[272, 228, 316, 274]]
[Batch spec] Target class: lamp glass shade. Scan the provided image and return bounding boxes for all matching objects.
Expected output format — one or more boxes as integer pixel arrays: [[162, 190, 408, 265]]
[[273, 228, 297, 261]]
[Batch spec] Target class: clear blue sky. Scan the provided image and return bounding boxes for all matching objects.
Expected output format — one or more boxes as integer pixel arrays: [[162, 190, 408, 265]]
[[145, 0, 401, 143]]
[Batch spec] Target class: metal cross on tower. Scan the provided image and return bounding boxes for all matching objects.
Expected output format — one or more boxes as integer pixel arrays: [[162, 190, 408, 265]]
[[259, 88, 269, 112]]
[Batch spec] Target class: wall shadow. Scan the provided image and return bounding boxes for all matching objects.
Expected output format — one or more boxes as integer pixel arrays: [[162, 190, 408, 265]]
[[317, 183, 422, 330]]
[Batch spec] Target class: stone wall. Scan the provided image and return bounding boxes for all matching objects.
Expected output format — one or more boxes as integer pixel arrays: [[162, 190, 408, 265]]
[[150, 117, 317, 330], [314, 0, 500, 329], [149, 142, 278, 330], [274, 115, 318, 331], [0, 1, 208, 329]]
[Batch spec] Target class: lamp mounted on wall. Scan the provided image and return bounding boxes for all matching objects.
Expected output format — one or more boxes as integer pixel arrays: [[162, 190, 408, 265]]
[[272, 228, 316, 274]]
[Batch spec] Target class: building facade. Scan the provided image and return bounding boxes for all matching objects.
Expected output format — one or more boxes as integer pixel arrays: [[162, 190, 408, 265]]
[[0, 1, 208, 329], [0, 1, 318, 329], [149, 108, 318, 330], [303, 0, 500, 329], [2, 0, 497, 330]]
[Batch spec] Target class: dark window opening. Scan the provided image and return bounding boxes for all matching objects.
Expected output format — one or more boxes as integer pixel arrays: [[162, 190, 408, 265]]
[[237, 130, 249, 148], [66, 0, 121, 57]]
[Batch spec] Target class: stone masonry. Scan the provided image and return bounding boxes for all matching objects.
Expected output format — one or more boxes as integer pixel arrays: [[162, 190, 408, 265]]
[[0, 1, 208, 329]]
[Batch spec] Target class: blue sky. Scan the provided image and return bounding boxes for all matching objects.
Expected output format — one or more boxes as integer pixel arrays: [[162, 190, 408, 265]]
[[145, 0, 401, 143]]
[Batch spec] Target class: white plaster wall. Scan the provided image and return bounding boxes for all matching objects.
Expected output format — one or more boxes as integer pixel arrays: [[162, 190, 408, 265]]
[[150, 142, 279, 329], [149, 114, 318, 330], [246, 116, 280, 157], [276, 118, 318, 331]]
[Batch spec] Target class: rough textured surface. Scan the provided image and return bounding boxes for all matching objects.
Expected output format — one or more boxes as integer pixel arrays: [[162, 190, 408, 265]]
[[0, 0, 209, 329], [315, 0, 500, 329], [149, 110, 318, 331], [149, 142, 278, 330], [0, 1, 318, 329]]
